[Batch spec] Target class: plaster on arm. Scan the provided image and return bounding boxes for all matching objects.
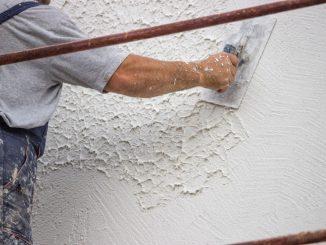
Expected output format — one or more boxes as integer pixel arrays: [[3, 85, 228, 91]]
[[104, 53, 238, 98]]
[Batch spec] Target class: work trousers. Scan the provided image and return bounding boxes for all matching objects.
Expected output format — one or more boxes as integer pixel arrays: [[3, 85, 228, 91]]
[[0, 119, 47, 245]]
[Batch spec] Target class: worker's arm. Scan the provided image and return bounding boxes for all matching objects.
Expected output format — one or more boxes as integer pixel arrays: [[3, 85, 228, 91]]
[[104, 53, 239, 97]]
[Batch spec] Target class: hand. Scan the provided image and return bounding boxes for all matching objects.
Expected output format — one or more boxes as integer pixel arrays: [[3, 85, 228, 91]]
[[197, 52, 239, 92]]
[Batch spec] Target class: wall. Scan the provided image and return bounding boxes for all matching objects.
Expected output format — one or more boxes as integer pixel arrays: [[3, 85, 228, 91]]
[[32, 0, 326, 244]]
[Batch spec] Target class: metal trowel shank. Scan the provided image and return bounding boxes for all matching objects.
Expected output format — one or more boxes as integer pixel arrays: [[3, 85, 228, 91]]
[[200, 18, 276, 108]]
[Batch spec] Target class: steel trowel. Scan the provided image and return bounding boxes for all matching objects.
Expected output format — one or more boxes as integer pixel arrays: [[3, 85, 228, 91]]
[[200, 18, 277, 108]]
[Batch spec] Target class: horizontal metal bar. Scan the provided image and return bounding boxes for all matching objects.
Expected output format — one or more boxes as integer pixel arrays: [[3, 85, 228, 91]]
[[0, 0, 325, 66]]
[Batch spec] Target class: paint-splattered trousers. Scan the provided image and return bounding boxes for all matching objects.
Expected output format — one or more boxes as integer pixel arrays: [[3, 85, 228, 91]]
[[0, 119, 47, 245]]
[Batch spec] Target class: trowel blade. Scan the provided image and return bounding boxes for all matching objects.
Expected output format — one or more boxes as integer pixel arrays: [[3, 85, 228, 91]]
[[200, 18, 276, 108]]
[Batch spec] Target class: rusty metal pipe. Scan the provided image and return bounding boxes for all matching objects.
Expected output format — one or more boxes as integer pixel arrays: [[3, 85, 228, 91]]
[[0, 0, 325, 66], [231, 229, 326, 245]]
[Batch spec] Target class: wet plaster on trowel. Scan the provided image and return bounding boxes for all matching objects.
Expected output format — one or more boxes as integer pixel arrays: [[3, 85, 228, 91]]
[[32, 0, 326, 244]]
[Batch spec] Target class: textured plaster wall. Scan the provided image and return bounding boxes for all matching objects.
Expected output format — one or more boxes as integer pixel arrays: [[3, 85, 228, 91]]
[[32, 0, 326, 244]]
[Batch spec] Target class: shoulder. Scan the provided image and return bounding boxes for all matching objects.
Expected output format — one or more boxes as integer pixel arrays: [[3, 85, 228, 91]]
[[19, 4, 78, 31], [19, 4, 87, 41]]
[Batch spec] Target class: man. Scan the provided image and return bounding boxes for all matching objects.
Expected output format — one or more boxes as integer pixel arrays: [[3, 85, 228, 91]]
[[0, 0, 238, 244]]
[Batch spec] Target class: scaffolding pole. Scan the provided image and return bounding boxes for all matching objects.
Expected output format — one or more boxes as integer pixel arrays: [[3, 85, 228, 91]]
[[0, 0, 325, 65], [231, 229, 326, 245]]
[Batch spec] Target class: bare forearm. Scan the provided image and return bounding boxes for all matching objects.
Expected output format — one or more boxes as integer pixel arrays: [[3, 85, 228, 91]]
[[105, 52, 239, 97], [105, 54, 200, 98]]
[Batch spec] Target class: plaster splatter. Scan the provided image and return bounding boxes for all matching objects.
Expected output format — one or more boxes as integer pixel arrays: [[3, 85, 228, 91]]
[[40, 84, 247, 209], [33, 1, 326, 244], [37, 0, 247, 210]]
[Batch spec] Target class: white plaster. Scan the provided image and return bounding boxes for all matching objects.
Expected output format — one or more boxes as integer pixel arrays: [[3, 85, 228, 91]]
[[33, 0, 326, 244]]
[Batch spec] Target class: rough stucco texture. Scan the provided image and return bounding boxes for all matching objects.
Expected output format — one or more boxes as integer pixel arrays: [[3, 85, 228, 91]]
[[32, 0, 326, 244]]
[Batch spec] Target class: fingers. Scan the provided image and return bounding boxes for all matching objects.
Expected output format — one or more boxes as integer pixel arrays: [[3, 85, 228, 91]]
[[225, 55, 237, 86], [226, 53, 239, 66], [229, 66, 236, 77], [219, 71, 236, 93], [218, 84, 229, 93], [199, 52, 239, 93]]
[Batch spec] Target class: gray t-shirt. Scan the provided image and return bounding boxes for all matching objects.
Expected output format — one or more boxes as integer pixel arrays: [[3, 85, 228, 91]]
[[0, 0, 128, 129]]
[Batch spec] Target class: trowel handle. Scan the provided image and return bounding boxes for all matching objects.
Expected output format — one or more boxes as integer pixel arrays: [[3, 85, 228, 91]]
[[223, 44, 238, 56]]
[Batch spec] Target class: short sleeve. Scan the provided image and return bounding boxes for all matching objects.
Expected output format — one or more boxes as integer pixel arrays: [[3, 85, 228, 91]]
[[49, 12, 129, 92]]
